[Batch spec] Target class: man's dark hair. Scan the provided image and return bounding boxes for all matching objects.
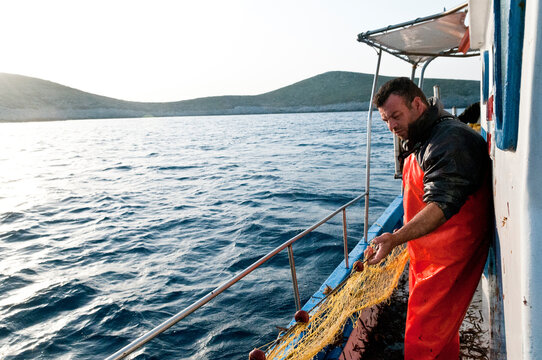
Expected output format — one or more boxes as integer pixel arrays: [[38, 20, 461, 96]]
[[458, 102, 480, 124], [373, 77, 429, 108]]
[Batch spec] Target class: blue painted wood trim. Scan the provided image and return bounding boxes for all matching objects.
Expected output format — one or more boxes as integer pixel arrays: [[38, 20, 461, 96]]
[[482, 51, 490, 104], [481, 126, 488, 142], [483, 229, 508, 358], [276, 195, 404, 359], [493, 0, 504, 145], [493, 0, 526, 151]]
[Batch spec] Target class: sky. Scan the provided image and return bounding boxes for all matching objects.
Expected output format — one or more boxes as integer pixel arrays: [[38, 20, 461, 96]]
[[1, 0, 480, 102]]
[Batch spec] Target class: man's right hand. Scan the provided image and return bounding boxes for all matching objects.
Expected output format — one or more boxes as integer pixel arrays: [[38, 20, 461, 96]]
[[366, 232, 400, 265], [365, 202, 447, 265]]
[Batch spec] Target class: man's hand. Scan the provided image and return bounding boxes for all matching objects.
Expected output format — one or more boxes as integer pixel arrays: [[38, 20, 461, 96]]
[[364, 202, 447, 265], [366, 232, 400, 265]]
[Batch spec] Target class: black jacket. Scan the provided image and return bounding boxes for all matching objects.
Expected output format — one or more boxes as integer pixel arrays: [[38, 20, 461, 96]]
[[400, 104, 490, 220]]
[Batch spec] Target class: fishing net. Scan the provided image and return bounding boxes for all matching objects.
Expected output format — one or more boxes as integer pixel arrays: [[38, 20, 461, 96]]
[[263, 244, 409, 360]]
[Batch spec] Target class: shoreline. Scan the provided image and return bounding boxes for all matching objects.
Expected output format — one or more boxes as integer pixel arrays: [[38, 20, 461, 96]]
[[0, 105, 469, 124]]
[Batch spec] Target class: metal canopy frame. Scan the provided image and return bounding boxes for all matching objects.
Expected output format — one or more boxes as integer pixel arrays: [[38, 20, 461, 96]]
[[357, 3, 479, 66]]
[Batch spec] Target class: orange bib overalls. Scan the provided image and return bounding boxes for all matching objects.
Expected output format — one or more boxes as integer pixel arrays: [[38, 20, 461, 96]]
[[402, 153, 490, 360]]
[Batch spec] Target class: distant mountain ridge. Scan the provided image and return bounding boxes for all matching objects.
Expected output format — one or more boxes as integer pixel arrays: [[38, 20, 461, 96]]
[[0, 71, 480, 122]]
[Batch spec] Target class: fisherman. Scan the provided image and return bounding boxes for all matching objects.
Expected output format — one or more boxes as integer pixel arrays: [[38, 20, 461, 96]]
[[367, 77, 491, 360]]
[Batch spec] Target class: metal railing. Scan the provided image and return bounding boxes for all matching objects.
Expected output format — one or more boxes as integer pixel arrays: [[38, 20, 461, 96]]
[[106, 192, 367, 360]]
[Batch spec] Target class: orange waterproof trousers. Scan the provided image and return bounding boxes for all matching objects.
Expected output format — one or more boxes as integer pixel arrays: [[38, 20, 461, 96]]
[[402, 154, 490, 360]]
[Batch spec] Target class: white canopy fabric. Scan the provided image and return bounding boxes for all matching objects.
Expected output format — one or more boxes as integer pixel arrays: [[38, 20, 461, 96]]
[[358, 5, 475, 64]]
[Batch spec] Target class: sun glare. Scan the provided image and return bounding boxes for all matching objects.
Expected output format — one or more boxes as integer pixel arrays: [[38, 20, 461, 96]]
[[0, 126, 49, 215]]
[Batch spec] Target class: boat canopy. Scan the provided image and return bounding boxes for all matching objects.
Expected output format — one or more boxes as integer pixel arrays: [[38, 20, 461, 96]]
[[357, 3, 479, 65]]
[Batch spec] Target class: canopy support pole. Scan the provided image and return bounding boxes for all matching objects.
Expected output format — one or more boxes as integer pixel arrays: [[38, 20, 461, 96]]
[[410, 64, 417, 81], [418, 57, 436, 89], [364, 48, 382, 243]]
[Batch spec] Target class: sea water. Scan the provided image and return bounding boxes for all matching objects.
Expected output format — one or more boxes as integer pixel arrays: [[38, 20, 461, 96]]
[[0, 112, 399, 359]]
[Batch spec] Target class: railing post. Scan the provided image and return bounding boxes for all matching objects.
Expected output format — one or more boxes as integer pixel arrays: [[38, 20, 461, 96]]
[[342, 209, 349, 268], [287, 245, 301, 312], [433, 85, 441, 99]]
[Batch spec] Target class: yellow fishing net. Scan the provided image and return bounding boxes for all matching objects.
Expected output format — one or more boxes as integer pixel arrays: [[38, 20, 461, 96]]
[[263, 244, 409, 360]]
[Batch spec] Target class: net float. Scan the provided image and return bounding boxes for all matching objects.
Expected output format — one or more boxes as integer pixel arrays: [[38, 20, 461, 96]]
[[353, 260, 364, 272], [249, 348, 266, 360], [294, 310, 310, 323]]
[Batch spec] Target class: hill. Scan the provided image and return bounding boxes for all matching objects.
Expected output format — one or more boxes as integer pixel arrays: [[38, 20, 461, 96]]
[[0, 71, 480, 122]]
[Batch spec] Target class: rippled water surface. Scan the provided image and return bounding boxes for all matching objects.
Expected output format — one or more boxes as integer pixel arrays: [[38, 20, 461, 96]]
[[0, 112, 399, 359]]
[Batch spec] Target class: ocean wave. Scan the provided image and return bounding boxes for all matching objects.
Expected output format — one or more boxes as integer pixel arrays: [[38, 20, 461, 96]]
[[0, 228, 41, 242], [0, 212, 25, 224]]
